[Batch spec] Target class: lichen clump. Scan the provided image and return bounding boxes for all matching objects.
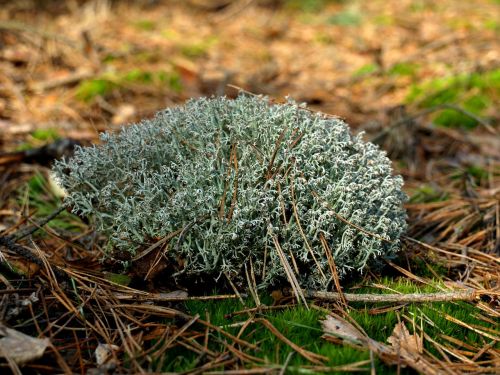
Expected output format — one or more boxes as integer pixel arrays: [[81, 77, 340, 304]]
[[53, 96, 407, 289]]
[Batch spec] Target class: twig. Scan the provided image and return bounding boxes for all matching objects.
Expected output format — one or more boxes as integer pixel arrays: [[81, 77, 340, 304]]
[[279, 352, 294, 375], [227, 142, 239, 221], [13, 206, 66, 241], [0, 235, 66, 279], [0, 206, 69, 278], [0, 139, 80, 167], [111, 292, 243, 302], [301, 289, 478, 303], [175, 215, 210, 253]]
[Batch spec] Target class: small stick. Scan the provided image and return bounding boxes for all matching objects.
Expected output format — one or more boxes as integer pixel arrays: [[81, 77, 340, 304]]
[[302, 289, 478, 303], [13, 206, 66, 241], [0, 206, 71, 279], [0, 235, 67, 279], [111, 293, 243, 302]]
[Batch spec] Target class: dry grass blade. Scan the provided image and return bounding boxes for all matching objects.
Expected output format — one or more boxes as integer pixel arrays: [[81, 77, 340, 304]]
[[272, 235, 308, 307], [131, 228, 183, 262], [290, 175, 327, 282], [319, 232, 347, 308]]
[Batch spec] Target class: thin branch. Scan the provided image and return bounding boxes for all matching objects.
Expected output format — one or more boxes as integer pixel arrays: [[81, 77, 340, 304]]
[[13, 206, 66, 241], [302, 289, 478, 303], [0, 235, 67, 279]]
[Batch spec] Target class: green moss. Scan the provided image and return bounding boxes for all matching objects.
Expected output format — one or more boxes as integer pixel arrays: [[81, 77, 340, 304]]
[[20, 172, 83, 232], [465, 165, 490, 182], [103, 272, 131, 286], [483, 18, 499, 31], [164, 298, 380, 373], [406, 69, 499, 129], [388, 63, 419, 77], [285, 0, 342, 13], [373, 14, 395, 26], [76, 79, 116, 102], [157, 71, 182, 93], [451, 165, 493, 186], [405, 257, 448, 279], [123, 68, 154, 83], [75, 69, 183, 102], [15, 142, 34, 151], [181, 43, 208, 59], [133, 51, 161, 63], [133, 20, 156, 31], [15, 128, 61, 151], [327, 10, 362, 26], [161, 278, 490, 373], [352, 63, 379, 77], [32, 128, 60, 141], [409, 1, 437, 12], [409, 184, 449, 203], [180, 37, 218, 59]]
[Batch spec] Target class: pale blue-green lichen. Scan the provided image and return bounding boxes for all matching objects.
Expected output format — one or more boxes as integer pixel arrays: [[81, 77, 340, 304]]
[[53, 95, 407, 289]]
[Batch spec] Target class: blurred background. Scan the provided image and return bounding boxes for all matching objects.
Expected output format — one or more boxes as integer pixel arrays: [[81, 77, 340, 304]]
[[0, 0, 498, 180]]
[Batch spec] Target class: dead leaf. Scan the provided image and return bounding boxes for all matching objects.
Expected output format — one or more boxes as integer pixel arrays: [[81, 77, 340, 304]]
[[0, 324, 50, 365], [5, 258, 40, 277], [387, 322, 422, 355], [321, 314, 366, 346], [95, 343, 119, 366], [322, 316, 441, 375]]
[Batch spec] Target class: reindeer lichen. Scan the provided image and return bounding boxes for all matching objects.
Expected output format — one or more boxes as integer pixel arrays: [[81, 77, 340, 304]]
[[53, 95, 407, 289]]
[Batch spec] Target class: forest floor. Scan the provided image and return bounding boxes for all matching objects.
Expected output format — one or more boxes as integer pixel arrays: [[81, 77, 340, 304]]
[[0, 0, 498, 374]]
